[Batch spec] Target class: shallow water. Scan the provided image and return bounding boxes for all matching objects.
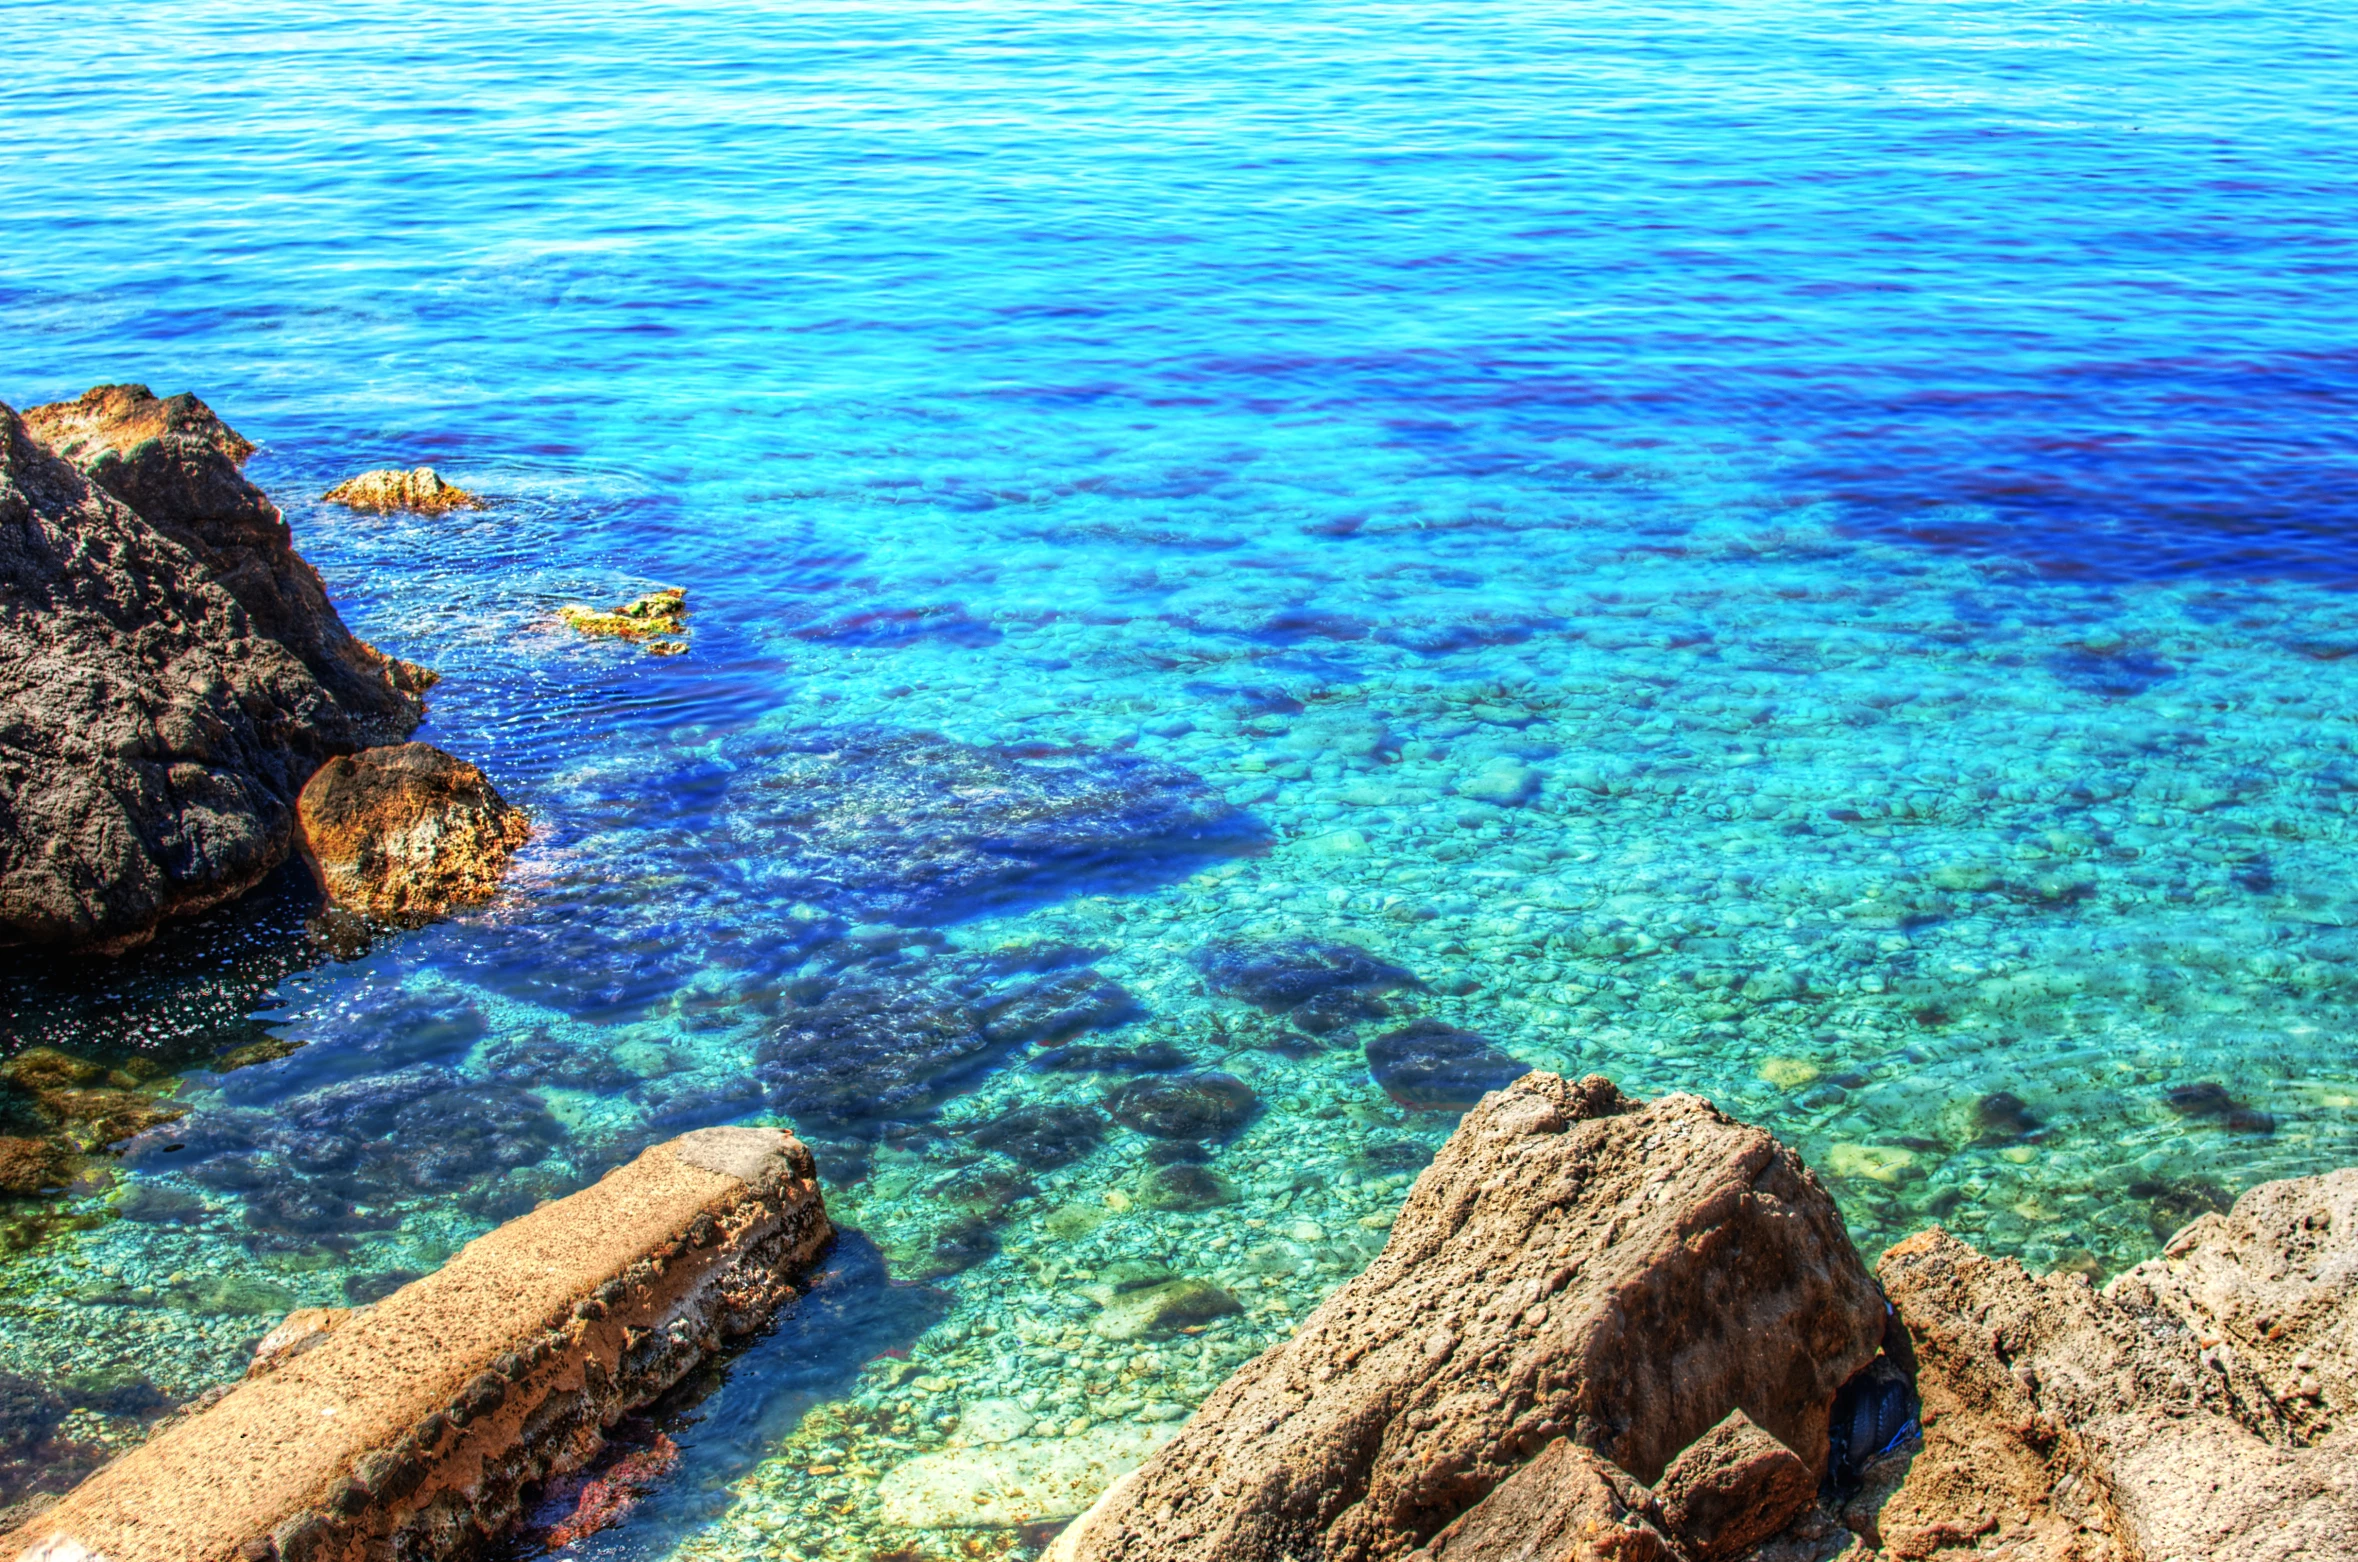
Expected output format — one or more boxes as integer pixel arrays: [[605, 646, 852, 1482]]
[[5, 0, 2358, 1551]]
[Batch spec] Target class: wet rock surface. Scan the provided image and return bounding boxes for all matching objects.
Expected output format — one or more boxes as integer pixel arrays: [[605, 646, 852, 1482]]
[[1050, 1073, 1886, 1562], [295, 742, 531, 920], [1, 390, 429, 952], [319, 466, 483, 514]]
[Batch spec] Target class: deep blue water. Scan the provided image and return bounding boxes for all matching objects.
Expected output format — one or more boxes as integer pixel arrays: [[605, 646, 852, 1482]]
[[6, 1, 2358, 1554]]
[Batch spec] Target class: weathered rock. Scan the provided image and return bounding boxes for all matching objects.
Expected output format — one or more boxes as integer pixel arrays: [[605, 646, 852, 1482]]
[[319, 467, 483, 514], [2, 1126, 831, 1562], [1651, 1410, 1814, 1562], [1, 391, 429, 952], [1049, 1074, 1885, 1562], [1397, 1438, 1673, 1562], [1873, 1215, 2358, 1561], [558, 585, 688, 654], [295, 742, 530, 920], [24, 387, 431, 743]]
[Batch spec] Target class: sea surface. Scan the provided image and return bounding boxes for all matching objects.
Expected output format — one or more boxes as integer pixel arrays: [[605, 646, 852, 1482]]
[[4, 0, 2357, 1553]]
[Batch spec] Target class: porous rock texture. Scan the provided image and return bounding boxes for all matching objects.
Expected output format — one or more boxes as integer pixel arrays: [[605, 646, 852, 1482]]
[[1, 1127, 832, 1562], [1648, 1409, 1814, 1562], [1869, 1184, 2358, 1561], [1048, 1073, 1887, 1562], [296, 742, 530, 920], [1, 388, 430, 952], [1400, 1437, 1673, 1562]]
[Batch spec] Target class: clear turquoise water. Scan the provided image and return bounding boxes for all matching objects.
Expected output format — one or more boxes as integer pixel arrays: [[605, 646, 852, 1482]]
[[6, 0, 2358, 1552]]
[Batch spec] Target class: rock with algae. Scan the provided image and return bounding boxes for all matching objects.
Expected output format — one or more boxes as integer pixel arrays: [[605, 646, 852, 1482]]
[[558, 586, 688, 654], [318, 466, 483, 514]]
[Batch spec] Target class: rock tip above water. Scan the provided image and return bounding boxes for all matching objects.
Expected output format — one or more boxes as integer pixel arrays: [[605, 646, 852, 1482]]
[[320, 465, 485, 513], [295, 742, 531, 921]]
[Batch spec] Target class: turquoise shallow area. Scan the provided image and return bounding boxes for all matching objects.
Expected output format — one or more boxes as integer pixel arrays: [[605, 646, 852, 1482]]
[[5, 0, 2358, 1553]]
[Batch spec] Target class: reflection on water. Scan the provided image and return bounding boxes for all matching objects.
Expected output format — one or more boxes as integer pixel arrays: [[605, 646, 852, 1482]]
[[6, 0, 2358, 1550]]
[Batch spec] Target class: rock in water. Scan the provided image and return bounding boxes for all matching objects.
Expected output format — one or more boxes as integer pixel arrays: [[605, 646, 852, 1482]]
[[319, 466, 483, 514], [296, 742, 531, 920], [878, 1423, 1176, 1530], [1103, 1072, 1258, 1141], [1049, 1074, 1885, 1562], [1193, 937, 1419, 1032], [1873, 1199, 2358, 1559], [25, 387, 432, 737], [756, 975, 1000, 1136], [1366, 1019, 1530, 1111], [1, 390, 430, 952]]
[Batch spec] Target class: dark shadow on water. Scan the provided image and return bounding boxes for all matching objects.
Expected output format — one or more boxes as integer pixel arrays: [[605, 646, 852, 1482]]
[[492, 1229, 951, 1560]]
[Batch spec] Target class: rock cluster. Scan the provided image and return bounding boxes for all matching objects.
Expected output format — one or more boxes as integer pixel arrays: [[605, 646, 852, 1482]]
[[1049, 1074, 2358, 1562], [295, 742, 531, 920], [0, 387, 431, 952]]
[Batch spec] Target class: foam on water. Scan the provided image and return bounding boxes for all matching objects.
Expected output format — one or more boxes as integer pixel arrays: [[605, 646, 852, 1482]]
[[5, 0, 2357, 1551]]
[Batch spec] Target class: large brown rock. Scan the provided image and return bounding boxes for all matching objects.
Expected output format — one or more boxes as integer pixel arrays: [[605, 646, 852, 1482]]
[[1872, 1209, 2358, 1561], [1402, 1437, 1674, 1562], [1049, 1074, 1886, 1562], [1, 389, 430, 952], [1651, 1409, 1814, 1562], [296, 742, 530, 920]]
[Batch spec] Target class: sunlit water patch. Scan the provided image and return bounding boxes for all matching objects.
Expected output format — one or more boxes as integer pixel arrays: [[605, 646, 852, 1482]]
[[6, 0, 2358, 1549]]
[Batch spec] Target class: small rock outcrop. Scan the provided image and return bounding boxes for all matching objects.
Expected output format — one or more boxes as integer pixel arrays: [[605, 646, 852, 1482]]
[[1650, 1410, 1815, 1561], [1, 388, 431, 952], [295, 742, 530, 920], [319, 466, 483, 514], [558, 586, 688, 654], [2, 1126, 832, 1562], [1050, 1073, 1887, 1562]]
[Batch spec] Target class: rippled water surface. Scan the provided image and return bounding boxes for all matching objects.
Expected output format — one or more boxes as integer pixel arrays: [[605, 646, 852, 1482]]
[[6, 0, 2358, 1552]]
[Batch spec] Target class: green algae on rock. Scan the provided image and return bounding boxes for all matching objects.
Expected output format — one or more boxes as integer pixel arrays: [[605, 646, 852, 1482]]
[[319, 466, 484, 514], [558, 586, 689, 654]]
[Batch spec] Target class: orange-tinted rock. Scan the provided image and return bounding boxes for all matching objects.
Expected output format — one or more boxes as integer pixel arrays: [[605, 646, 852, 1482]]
[[1049, 1074, 1885, 1562], [1401, 1438, 1673, 1562], [319, 467, 483, 514], [2, 1126, 831, 1562], [296, 743, 530, 920], [1876, 1221, 2358, 1560], [1652, 1409, 1815, 1562], [0, 1137, 73, 1196]]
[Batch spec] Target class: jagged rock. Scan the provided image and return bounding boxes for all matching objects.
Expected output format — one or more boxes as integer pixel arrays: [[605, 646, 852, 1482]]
[[1398, 1438, 1673, 1562], [1, 390, 429, 952], [319, 466, 483, 514], [1873, 1211, 2358, 1560], [1651, 1410, 1814, 1562], [296, 742, 530, 920], [1048, 1074, 1885, 1562], [558, 586, 688, 653], [24, 387, 431, 741]]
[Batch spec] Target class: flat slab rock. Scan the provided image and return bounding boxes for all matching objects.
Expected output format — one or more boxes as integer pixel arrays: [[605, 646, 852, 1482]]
[[1870, 1179, 2358, 1562], [3, 1127, 831, 1562], [1049, 1073, 1885, 1562]]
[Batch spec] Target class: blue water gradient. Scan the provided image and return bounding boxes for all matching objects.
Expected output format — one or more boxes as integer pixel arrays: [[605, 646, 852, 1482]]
[[6, 0, 2358, 1554]]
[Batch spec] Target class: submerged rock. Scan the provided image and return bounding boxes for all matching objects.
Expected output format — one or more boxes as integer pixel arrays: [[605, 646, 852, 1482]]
[[558, 586, 688, 654], [0, 1138, 72, 1197], [1103, 1072, 1258, 1141], [732, 731, 1256, 926], [1193, 937, 1418, 1032], [755, 976, 1002, 1137], [963, 1103, 1108, 1171], [318, 466, 483, 514], [1365, 1018, 1530, 1111], [877, 1423, 1175, 1530], [1050, 1075, 1886, 1561], [1089, 1278, 1241, 1341], [1, 390, 430, 952], [295, 742, 531, 920], [1135, 1162, 1235, 1212], [980, 969, 1143, 1046]]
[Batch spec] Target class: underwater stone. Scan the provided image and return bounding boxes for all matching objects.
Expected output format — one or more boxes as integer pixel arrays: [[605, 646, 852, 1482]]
[[1136, 1162, 1236, 1212], [1192, 937, 1418, 1033], [1090, 1279, 1242, 1341], [980, 969, 1144, 1046], [756, 975, 1004, 1136], [963, 1103, 1109, 1171], [877, 1422, 1176, 1530], [296, 743, 531, 921], [1, 1127, 830, 1562], [1972, 1090, 2042, 1145], [729, 730, 1256, 926], [2164, 1080, 2275, 1133], [0, 1137, 72, 1196], [958, 1397, 1037, 1444], [1032, 1041, 1195, 1075], [1365, 1019, 1530, 1111], [1103, 1073, 1259, 1141]]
